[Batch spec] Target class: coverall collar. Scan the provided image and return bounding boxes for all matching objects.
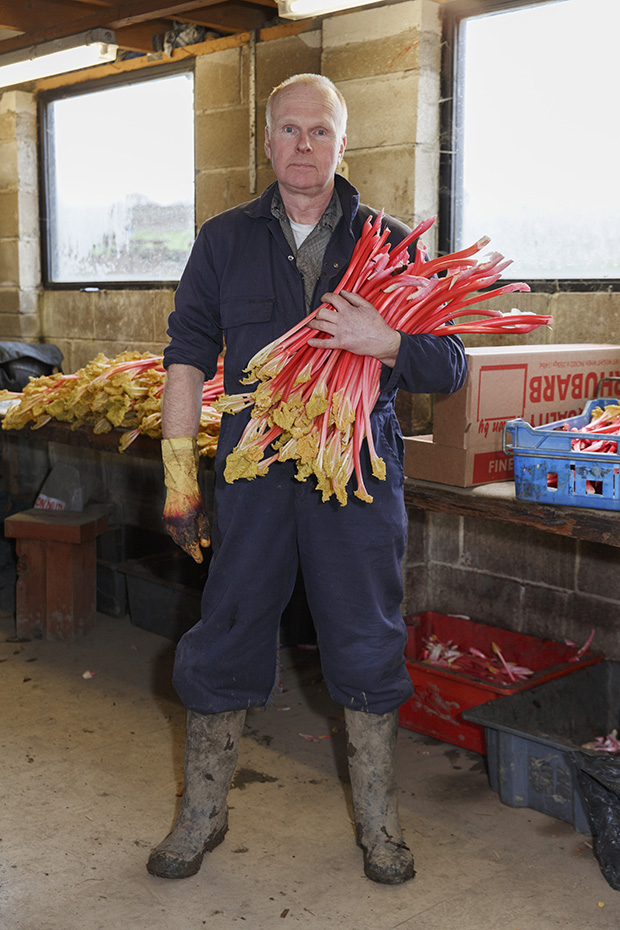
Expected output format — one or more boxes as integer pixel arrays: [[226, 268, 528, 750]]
[[245, 174, 361, 236]]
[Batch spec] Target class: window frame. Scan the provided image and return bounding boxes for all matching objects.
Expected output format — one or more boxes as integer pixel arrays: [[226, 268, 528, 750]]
[[439, 0, 620, 293], [38, 61, 196, 291]]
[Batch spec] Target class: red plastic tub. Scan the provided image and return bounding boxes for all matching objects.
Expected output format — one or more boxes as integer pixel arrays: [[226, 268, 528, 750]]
[[398, 611, 602, 754]]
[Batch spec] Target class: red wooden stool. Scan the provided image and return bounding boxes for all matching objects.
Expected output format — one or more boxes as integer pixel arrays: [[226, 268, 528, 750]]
[[4, 508, 108, 641]]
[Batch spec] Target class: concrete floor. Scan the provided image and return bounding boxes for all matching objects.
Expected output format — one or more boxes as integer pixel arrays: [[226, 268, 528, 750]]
[[1, 612, 619, 930]]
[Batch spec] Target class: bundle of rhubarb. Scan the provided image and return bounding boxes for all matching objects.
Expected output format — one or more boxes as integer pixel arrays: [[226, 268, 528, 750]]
[[217, 213, 553, 504], [565, 403, 620, 455], [0, 351, 225, 456]]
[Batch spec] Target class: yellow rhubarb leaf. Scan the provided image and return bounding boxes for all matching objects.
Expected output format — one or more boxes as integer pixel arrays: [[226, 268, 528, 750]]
[[296, 431, 320, 464], [370, 454, 387, 481], [305, 386, 329, 420]]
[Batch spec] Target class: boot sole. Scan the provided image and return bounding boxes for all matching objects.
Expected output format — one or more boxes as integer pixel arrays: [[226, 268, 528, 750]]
[[363, 856, 416, 884], [146, 822, 228, 880], [359, 837, 416, 885]]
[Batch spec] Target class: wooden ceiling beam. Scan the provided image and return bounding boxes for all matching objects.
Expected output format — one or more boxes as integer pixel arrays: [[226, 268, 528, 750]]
[[111, 1, 228, 29], [115, 20, 170, 51], [0, 2, 227, 53], [0, 0, 103, 34], [182, 3, 272, 33]]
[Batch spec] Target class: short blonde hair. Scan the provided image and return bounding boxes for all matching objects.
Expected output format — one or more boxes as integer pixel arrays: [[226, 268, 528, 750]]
[[266, 73, 348, 138]]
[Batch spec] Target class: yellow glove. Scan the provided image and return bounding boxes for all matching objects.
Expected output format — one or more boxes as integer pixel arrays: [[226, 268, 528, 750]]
[[161, 437, 210, 564]]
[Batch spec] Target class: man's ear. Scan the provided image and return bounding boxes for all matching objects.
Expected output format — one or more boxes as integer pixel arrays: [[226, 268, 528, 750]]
[[264, 126, 272, 160], [338, 134, 347, 165]]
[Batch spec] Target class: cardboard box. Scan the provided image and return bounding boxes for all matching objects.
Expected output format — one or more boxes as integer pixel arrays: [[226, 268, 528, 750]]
[[405, 344, 620, 487], [403, 434, 514, 487], [434, 344, 620, 450]]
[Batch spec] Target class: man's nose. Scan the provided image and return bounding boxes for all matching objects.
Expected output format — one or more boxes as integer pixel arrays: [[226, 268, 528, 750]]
[[296, 132, 312, 151]]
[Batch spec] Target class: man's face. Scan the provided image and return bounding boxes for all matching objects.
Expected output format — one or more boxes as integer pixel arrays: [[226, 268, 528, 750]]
[[264, 85, 347, 201]]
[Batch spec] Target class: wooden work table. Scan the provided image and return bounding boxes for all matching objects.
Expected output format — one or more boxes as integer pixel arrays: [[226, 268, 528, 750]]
[[403, 477, 620, 549], [1, 419, 162, 459]]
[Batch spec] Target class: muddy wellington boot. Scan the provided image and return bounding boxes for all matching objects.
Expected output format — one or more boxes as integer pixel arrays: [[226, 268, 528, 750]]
[[147, 708, 246, 879], [344, 707, 415, 884]]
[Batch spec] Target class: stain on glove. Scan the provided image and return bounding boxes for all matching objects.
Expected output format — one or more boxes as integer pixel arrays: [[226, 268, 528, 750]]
[[161, 437, 210, 563]]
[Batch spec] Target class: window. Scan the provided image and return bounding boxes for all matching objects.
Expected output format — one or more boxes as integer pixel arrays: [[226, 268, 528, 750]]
[[41, 68, 195, 286], [441, 0, 620, 286]]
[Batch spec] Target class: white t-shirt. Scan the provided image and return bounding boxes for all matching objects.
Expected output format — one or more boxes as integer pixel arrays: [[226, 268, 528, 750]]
[[289, 219, 316, 248]]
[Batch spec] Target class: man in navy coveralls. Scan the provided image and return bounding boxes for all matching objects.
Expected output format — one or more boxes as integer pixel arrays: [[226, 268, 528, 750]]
[[148, 73, 467, 885]]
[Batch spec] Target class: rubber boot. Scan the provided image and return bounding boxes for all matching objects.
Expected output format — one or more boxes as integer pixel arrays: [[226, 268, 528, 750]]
[[344, 707, 415, 884], [147, 708, 246, 879]]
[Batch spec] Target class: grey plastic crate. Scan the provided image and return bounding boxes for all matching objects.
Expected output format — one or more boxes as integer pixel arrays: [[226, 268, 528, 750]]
[[463, 661, 620, 834], [97, 560, 128, 618], [119, 550, 209, 641]]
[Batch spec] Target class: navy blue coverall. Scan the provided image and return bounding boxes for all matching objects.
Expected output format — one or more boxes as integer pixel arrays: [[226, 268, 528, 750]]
[[163, 175, 468, 716]]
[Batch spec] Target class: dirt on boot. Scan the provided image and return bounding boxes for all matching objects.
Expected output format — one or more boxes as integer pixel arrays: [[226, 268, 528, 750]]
[[147, 708, 246, 880], [345, 707, 415, 885]]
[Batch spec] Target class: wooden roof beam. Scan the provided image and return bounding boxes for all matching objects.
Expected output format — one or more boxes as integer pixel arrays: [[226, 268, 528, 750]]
[[0, 1, 225, 53], [111, 0, 228, 29], [0, 0, 102, 34], [182, 3, 273, 34], [115, 20, 171, 51]]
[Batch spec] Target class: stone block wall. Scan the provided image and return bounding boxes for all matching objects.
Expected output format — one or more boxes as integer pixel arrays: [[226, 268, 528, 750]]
[[41, 288, 174, 373], [322, 0, 442, 432], [323, 0, 441, 240], [194, 30, 323, 224], [459, 289, 620, 357], [0, 91, 40, 340]]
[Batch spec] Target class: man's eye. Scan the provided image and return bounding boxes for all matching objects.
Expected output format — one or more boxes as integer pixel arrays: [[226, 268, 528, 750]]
[[283, 127, 296, 134]]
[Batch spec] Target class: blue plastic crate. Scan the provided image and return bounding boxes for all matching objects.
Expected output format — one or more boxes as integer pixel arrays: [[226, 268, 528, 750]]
[[503, 395, 620, 510]]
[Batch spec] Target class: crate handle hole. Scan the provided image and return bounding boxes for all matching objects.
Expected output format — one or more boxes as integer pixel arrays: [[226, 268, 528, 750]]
[[586, 480, 604, 495], [546, 472, 558, 490]]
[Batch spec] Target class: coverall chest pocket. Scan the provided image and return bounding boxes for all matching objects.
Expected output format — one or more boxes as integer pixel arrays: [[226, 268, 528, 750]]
[[220, 297, 274, 329], [220, 297, 276, 392]]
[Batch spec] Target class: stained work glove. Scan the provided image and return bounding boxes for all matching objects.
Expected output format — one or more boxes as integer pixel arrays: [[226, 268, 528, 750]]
[[161, 437, 210, 564]]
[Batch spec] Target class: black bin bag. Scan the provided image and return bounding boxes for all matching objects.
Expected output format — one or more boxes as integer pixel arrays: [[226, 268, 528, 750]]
[[572, 751, 620, 891], [0, 342, 63, 392]]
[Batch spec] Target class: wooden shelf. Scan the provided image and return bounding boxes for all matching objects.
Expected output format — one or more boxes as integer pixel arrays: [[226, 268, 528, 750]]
[[403, 478, 620, 549]]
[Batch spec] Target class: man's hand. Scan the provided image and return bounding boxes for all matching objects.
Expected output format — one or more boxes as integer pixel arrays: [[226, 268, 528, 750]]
[[161, 437, 210, 564], [307, 290, 401, 367]]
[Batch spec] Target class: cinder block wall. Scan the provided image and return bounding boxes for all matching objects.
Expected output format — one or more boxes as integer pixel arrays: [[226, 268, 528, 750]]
[[402, 506, 620, 661]]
